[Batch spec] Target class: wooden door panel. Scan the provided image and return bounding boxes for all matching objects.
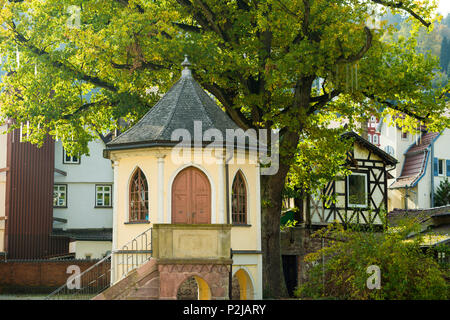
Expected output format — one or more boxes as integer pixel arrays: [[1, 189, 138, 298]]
[[172, 167, 211, 224], [172, 170, 190, 224], [193, 194, 210, 224]]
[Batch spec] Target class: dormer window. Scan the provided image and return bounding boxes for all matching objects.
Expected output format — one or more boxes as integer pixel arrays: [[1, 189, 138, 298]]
[[63, 148, 80, 164], [401, 132, 408, 140]]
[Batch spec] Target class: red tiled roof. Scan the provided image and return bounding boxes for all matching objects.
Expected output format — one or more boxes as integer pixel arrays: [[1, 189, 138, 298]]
[[390, 131, 439, 189], [405, 132, 439, 154]]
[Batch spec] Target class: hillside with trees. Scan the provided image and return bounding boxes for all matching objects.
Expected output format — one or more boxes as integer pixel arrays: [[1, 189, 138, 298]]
[[383, 11, 450, 89]]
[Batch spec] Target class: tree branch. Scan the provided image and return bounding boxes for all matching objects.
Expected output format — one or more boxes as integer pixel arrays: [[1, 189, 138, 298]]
[[308, 90, 341, 115], [336, 27, 373, 64], [370, 0, 431, 28], [363, 92, 428, 121], [172, 22, 203, 33], [9, 22, 119, 92], [198, 80, 253, 130], [111, 59, 170, 71]]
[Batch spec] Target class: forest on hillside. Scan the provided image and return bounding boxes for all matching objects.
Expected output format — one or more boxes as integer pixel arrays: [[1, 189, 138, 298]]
[[383, 11, 450, 89]]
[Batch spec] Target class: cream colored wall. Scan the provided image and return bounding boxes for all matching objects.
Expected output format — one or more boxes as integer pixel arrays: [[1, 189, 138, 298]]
[[228, 150, 260, 252], [109, 146, 262, 298], [232, 255, 262, 299], [388, 189, 404, 211], [110, 147, 260, 252], [416, 152, 432, 208], [72, 241, 112, 259]]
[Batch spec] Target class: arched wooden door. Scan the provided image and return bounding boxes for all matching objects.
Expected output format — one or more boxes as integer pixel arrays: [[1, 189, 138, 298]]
[[172, 167, 211, 224]]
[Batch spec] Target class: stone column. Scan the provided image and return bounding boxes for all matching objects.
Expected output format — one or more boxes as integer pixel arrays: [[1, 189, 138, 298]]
[[157, 155, 165, 223]]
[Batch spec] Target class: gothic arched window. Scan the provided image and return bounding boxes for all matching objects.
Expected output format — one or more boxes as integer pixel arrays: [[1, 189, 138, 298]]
[[129, 168, 149, 222], [232, 171, 247, 225]]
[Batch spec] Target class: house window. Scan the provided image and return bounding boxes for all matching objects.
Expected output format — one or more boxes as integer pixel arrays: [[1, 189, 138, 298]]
[[438, 252, 447, 264], [438, 159, 445, 176], [401, 131, 408, 140], [96, 185, 112, 207], [372, 134, 379, 145], [347, 173, 368, 208], [53, 184, 67, 207], [232, 171, 247, 225], [129, 168, 149, 222], [384, 145, 395, 156], [367, 134, 372, 143], [63, 149, 80, 164]]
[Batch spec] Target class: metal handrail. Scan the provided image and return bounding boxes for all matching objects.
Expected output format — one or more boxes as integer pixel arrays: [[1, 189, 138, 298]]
[[45, 227, 152, 300]]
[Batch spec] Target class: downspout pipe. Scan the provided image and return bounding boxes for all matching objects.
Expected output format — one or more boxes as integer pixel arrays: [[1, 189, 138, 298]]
[[225, 152, 233, 299], [431, 143, 435, 207]]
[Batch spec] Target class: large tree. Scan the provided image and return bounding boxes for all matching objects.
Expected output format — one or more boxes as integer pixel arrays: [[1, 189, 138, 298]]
[[0, 0, 448, 297]]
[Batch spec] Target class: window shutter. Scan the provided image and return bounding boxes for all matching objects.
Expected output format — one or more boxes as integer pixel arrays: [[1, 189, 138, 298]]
[[434, 158, 438, 176], [447, 160, 450, 177]]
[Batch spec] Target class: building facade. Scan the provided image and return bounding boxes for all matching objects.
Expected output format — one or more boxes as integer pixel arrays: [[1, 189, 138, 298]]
[[0, 126, 69, 259], [102, 58, 263, 300], [378, 115, 450, 210], [52, 139, 114, 259]]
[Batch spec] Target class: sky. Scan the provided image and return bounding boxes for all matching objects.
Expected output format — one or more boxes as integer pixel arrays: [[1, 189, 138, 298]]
[[438, 0, 450, 15]]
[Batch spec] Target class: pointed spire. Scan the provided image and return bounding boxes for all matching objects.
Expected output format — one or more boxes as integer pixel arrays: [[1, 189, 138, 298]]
[[181, 54, 192, 78]]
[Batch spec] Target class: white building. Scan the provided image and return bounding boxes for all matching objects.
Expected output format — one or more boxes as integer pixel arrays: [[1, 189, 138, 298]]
[[377, 115, 450, 210], [53, 138, 114, 259]]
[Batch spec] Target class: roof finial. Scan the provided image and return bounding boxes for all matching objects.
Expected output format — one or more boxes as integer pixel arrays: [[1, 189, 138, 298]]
[[181, 54, 192, 77]]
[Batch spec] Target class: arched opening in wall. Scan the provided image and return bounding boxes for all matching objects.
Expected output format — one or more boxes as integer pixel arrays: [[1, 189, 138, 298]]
[[176, 275, 211, 300], [231, 269, 254, 300]]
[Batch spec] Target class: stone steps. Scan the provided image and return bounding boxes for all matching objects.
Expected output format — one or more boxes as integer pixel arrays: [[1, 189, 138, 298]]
[[93, 258, 160, 300]]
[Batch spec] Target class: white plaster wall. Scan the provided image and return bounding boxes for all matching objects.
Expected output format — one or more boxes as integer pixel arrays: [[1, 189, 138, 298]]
[[53, 139, 113, 229], [73, 241, 112, 259], [54, 139, 113, 183], [433, 128, 450, 193], [378, 115, 416, 179], [53, 182, 113, 229]]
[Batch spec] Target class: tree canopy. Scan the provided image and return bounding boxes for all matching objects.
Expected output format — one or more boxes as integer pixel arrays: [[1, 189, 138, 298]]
[[0, 0, 448, 297]]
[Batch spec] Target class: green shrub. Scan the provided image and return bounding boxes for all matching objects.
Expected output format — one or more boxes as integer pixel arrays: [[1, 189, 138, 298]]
[[435, 178, 450, 207], [296, 221, 449, 300]]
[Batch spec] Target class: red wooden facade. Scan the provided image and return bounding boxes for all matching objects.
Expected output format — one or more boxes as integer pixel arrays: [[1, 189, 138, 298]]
[[4, 128, 69, 259]]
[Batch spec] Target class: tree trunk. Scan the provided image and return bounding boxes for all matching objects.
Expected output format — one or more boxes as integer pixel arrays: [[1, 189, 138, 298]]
[[261, 161, 292, 298]]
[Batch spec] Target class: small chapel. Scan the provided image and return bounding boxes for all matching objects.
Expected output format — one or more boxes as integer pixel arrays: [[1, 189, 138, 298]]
[[100, 56, 263, 300]]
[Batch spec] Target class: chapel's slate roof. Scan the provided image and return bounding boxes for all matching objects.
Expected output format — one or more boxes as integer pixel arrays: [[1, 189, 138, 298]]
[[106, 57, 242, 151], [390, 131, 440, 189]]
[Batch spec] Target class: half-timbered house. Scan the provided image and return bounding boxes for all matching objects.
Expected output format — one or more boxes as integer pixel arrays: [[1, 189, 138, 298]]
[[281, 131, 398, 296], [306, 131, 398, 226]]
